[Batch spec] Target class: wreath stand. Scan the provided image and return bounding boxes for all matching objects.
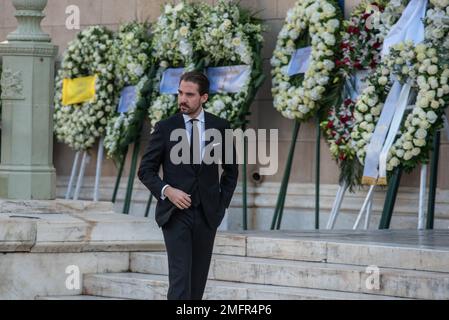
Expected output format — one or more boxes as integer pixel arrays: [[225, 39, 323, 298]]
[[270, 117, 322, 230], [64, 134, 148, 217], [65, 137, 104, 202], [270, 0, 345, 230], [327, 114, 449, 230], [110, 138, 147, 215]]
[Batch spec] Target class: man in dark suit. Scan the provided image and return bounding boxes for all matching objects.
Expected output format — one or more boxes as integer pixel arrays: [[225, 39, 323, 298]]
[[138, 71, 239, 300]]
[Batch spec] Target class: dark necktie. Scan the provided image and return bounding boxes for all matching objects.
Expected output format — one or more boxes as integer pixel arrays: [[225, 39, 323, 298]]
[[189, 118, 200, 173]]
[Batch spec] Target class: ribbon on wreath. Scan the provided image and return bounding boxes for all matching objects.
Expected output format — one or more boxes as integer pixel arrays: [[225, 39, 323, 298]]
[[362, 0, 427, 185], [207, 65, 251, 93], [62, 75, 96, 106]]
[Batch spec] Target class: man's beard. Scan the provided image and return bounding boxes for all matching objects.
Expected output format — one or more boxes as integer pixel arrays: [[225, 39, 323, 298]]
[[179, 103, 200, 115]]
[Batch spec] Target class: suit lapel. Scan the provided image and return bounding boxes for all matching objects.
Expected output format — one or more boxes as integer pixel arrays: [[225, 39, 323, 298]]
[[170, 112, 194, 174], [204, 111, 214, 149], [199, 111, 216, 174], [174, 112, 186, 130], [172, 111, 216, 174]]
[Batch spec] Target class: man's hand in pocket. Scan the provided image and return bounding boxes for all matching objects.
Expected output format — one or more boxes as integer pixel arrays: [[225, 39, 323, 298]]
[[164, 186, 192, 210]]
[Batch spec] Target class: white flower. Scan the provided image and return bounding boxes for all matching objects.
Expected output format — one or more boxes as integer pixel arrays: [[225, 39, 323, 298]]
[[212, 99, 225, 112], [358, 103, 368, 113], [430, 100, 440, 109], [365, 114, 373, 122], [322, 33, 336, 46], [378, 76, 388, 86], [232, 37, 242, 47], [362, 132, 372, 142], [367, 98, 377, 107], [134, 65, 144, 77], [427, 65, 438, 75], [371, 106, 381, 116], [404, 151, 413, 161], [179, 26, 189, 37], [174, 2, 184, 12], [390, 157, 400, 166], [323, 60, 335, 71], [414, 138, 426, 147], [426, 111, 438, 123], [326, 19, 340, 30], [411, 148, 421, 156], [396, 149, 405, 158], [403, 141, 413, 150], [415, 128, 428, 139]]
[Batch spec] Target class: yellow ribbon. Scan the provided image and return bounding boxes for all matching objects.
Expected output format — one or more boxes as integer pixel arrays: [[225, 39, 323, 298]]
[[62, 75, 96, 105]]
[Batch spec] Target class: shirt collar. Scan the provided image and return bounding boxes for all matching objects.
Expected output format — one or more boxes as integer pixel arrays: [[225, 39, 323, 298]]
[[183, 108, 205, 124]]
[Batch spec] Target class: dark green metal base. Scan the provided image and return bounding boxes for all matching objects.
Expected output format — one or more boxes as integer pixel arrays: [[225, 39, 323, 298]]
[[379, 167, 403, 229], [144, 194, 153, 218], [271, 121, 301, 230], [111, 147, 128, 204], [123, 139, 141, 214], [427, 130, 441, 229]]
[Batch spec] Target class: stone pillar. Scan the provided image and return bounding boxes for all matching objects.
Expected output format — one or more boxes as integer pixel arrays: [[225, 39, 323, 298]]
[[0, 0, 58, 199]]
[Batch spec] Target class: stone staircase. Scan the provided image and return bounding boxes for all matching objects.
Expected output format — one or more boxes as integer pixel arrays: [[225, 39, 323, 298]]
[[38, 230, 449, 300], [0, 199, 165, 299]]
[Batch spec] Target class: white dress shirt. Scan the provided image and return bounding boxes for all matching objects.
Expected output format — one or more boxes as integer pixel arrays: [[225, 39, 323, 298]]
[[161, 108, 206, 200]]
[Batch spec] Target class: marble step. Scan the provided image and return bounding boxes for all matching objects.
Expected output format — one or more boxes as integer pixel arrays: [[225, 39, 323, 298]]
[[0, 199, 116, 215], [0, 251, 130, 300], [0, 200, 166, 253], [130, 252, 449, 299], [36, 295, 125, 300], [83, 273, 404, 300], [213, 231, 449, 272]]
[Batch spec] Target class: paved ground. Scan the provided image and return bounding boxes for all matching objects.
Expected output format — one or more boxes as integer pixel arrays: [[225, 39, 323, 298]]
[[221, 229, 449, 250]]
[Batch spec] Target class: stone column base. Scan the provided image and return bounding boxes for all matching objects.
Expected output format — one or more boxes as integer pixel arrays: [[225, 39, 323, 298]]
[[0, 165, 56, 199]]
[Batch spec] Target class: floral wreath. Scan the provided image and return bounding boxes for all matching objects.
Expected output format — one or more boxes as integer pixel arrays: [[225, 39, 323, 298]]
[[270, 0, 343, 121], [195, 0, 265, 129], [104, 22, 153, 162], [320, 0, 391, 188], [371, 0, 411, 39], [148, 1, 198, 129], [54, 26, 116, 151], [352, 0, 449, 180], [387, 44, 449, 172]]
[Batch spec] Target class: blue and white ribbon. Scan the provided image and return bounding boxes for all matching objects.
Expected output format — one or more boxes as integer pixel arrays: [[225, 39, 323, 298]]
[[207, 65, 251, 94], [159, 67, 185, 94], [286, 46, 312, 77], [118, 86, 137, 113], [381, 0, 427, 57], [362, 81, 403, 184], [362, 0, 427, 185]]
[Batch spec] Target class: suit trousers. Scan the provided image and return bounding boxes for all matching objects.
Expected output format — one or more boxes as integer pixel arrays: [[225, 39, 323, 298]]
[[162, 202, 217, 300]]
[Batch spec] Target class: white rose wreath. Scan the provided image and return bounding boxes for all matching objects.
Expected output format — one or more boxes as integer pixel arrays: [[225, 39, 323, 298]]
[[104, 22, 153, 162], [195, 0, 265, 129], [54, 26, 117, 151], [352, 0, 449, 180], [321, 0, 408, 188], [148, 1, 198, 129], [271, 0, 343, 121]]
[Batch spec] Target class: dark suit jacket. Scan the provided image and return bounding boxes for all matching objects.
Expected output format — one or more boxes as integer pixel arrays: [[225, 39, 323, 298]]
[[138, 111, 239, 229]]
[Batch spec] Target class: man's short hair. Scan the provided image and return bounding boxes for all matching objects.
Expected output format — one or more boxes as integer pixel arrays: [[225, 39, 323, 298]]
[[180, 71, 210, 95]]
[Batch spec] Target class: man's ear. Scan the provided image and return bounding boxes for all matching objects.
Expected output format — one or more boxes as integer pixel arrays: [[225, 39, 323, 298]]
[[200, 93, 209, 104]]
